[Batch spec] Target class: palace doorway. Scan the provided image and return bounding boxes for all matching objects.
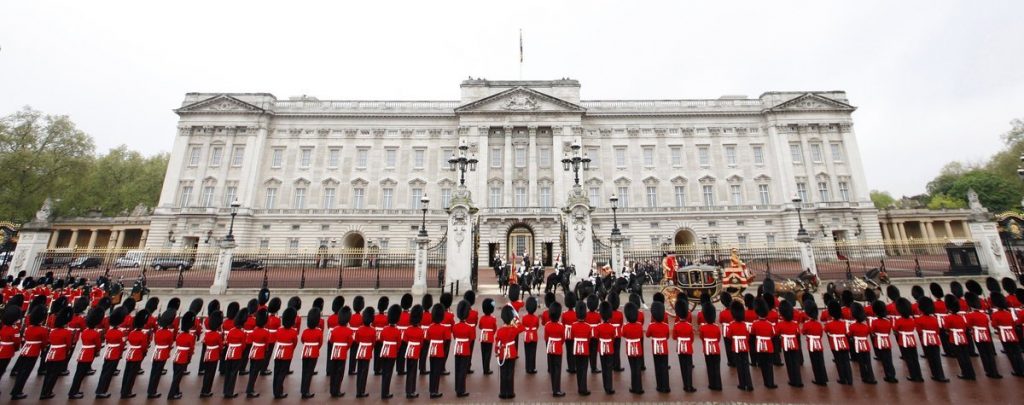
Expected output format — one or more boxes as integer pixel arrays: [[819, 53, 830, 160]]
[[506, 223, 535, 266]]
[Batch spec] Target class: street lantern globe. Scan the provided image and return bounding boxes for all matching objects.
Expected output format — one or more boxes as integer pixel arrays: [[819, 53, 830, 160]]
[[582, 153, 591, 170], [609, 194, 619, 207], [791, 194, 802, 204], [561, 153, 571, 171], [448, 154, 458, 171], [230, 199, 241, 212], [468, 154, 478, 171], [421, 195, 430, 207]]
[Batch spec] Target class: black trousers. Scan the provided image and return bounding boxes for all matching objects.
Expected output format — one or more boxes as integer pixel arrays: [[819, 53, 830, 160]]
[[222, 359, 240, 396], [783, 350, 803, 386], [922, 345, 946, 380], [327, 359, 346, 396], [442, 341, 451, 373], [676, 354, 694, 390], [589, 339, 599, 373], [756, 352, 774, 387], [396, 343, 407, 375], [724, 339, 736, 367], [40, 359, 69, 396], [832, 349, 853, 384], [199, 361, 217, 394], [0, 358, 9, 379], [272, 359, 290, 397], [898, 346, 924, 381], [120, 360, 142, 396], [299, 358, 315, 396], [146, 360, 166, 396], [428, 357, 443, 395], [771, 336, 784, 365], [499, 358, 516, 398], [9, 355, 39, 396], [356, 359, 371, 396], [613, 338, 623, 371], [94, 358, 118, 395], [976, 341, 1000, 377], [600, 355, 615, 393], [735, 351, 753, 389], [373, 342, 383, 374], [454, 355, 470, 395], [705, 354, 722, 390], [245, 358, 267, 394], [1002, 341, 1024, 375], [404, 358, 418, 395], [566, 349, 576, 373], [480, 342, 493, 374], [239, 345, 251, 373], [653, 354, 670, 392], [524, 342, 538, 373], [627, 356, 643, 393], [68, 361, 92, 395], [574, 354, 589, 393], [951, 344, 976, 379], [168, 363, 187, 397], [876, 348, 897, 381], [349, 345, 359, 375], [418, 346, 429, 374], [809, 350, 828, 384], [380, 357, 396, 398], [547, 354, 563, 394], [854, 351, 876, 382]]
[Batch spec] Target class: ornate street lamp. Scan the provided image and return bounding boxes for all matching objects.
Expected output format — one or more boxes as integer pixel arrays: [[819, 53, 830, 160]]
[[418, 195, 430, 238], [792, 194, 809, 240], [561, 141, 591, 186], [448, 140, 478, 186], [225, 199, 241, 242], [609, 194, 621, 237]]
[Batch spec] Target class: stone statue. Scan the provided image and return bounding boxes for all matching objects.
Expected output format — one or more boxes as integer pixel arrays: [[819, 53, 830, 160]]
[[967, 188, 984, 212], [34, 198, 53, 222]]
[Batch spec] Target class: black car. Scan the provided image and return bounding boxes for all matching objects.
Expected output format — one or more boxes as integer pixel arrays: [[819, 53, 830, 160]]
[[231, 259, 265, 270], [41, 256, 74, 269], [69, 256, 103, 269], [150, 257, 193, 271]]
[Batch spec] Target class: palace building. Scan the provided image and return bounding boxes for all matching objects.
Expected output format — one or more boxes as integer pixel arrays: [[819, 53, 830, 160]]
[[147, 78, 882, 266]]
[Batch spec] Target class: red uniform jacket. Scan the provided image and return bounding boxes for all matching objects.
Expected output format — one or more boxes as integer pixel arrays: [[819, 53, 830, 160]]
[[594, 323, 617, 355], [521, 314, 539, 343], [373, 314, 388, 340], [646, 321, 670, 355], [621, 322, 644, 357], [452, 322, 476, 357], [942, 313, 969, 346], [869, 318, 893, 350], [102, 328, 125, 360], [776, 320, 800, 352], [354, 325, 375, 360], [401, 325, 423, 359], [478, 315, 497, 343], [823, 320, 849, 351], [699, 323, 721, 355], [914, 315, 941, 347], [224, 328, 246, 360], [300, 328, 323, 359], [849, 322, 872, 353], [21, 325, 49, 357], [494, 325, 520, 360], [570, 321, 592, 356], [248, 327, 271, 360], [329, 326, 353, 360], [725, 321, 750, 353], [77, 328, 102, 362], [751, 319, 776, 353], [965, 311, 992, 343], [561, 311, 577, 340], [543, 322, 565, 355], [124, 329, 149, 362], [273, 328, 298, 360], [991, 310, 1019, 342], [203, 330, 222, 362], [151, 328, 175, 361], [46, 327, 73, 362], [425, 323, 450, 358], [0, 324, 20, 359], [893, 318, 918, 348], [610, 310, 625, 338], [172, 332, 195, 365], [379, 325, 402, 358], [467, 309, 479, 328]]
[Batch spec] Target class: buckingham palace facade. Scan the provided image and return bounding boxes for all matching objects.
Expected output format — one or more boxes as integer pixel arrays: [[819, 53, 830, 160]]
[[147, 78, 882, 266]]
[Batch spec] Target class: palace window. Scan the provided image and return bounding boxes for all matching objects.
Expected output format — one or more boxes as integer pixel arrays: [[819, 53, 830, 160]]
[[202, 186, 215, 207], [643, 147, 654, 166], [300, 148, 313, 168], [294, 187, 306, 209], [698, 146, 710, 167], [730, 185, 742, 205], [588, 187, 601, 207], [674, 186, 686, 208], [271, 148, 284, 168], [818, 182, 831, 201], [540, 186, 552, 207], [737, 234, 748, 247], [231, 146, 245, 167], [670, 146, 683, 166], [646, 186, 658, 208], [209, 146, 223, 166], [515, 146, 527, 168], [615, 147, 627, 168], [323, 187, 336, 209], [810, 143, 823, 163], [441, 148, 453, 168], [490, 147, 502, 168], [514, 187, 527, 208], [414, 149, 425, 169], [838, 181, 850, 202], [224, 186, 237, 207], [790, 143, 803, 164], [766, 233, 776, 247], [617, 186, 630, 207], [758, 184, 771, 205], [752, 145, 764, 165], [587, 147, 600, 167], [288, 238, 299, 250], [352, 188, 365, 209], [265, 187, 277, 209], [538, 147, 551, 168], [385, 148, 397, 168], [725, 145, 737, 166], [441, 187, 452, 208], [831, 143, 845, 162], [796, 182, 808, 202], [328, 148, 341, 168], [702, 185, 715, 207], [178, 185, 192, 207], [188, 146, 201, 167], [489, 187, 502, 207], [356, 148, 369, 169], [411, 187, 423, 209], [259, 239, 270, 249]]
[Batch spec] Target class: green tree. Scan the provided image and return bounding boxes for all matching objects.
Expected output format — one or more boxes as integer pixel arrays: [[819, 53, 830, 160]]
[[0, 107, 94, 222], [944, 170, 1022, 212], [870, 190, 896, 209], [926, 193, 967, 210], [59, 146, 169, 217]]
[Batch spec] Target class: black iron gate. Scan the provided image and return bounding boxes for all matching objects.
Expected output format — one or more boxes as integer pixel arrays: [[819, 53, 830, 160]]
[[471, 216, 480, 291], [559, 214, 569, 269]]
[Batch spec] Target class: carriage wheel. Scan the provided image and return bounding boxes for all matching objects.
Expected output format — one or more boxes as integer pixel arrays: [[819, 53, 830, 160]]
[[661, 285, 684, 317]]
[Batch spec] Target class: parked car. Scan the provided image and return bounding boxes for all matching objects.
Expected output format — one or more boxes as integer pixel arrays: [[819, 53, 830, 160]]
[[115, 250, 145, 268], [41, 256, 75, 269], [69, 256, 103, 269], [150, 257, 193, 271], [231, 259, 265, 271]]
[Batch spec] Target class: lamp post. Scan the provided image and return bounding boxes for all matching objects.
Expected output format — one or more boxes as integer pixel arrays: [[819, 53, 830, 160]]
[[225, 199, 241, 242], [448, 140, 478, 186], [792, 195, 810, 241], [609, 194, 621, 237], [561, 141, 591, 186], [418, 195, 430, 238]]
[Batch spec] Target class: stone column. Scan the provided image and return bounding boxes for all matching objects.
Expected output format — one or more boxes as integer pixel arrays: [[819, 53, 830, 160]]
[[412, 234, 430, 295], [69, 229, 80, 248], [564, 185, 594, 287], [11, 200, 54, 277], [210, 239, 236, 295], [48, 231, 59, 249], [917, 222, 928, 241], [527, 126, 538, 206], [445, 185, 477, 289], [86, 229, 99, 250], [925, 221, 937, 241], [140, 229, 149, 247], [503, 126, 514, 207], [944, 221, 954, 239], [610, 232, 625, 274], [107, 230, 118, 248], [115, 230, 126, 249]]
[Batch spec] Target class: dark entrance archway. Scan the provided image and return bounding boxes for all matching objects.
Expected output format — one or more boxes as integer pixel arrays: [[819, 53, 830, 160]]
[[341, 232, 366, 267], [674, 229, 696, 246], [506, 222, 536, 267]]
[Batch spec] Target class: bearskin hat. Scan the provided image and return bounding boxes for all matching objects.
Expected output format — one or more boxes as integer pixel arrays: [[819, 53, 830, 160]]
[[187, 298, 202, 315], [306, 307, 320, 329], [543, 292, 555, 309], [586, 294, 598, 312], [730, 301, 746, 324], [109, 307, 127, 328], [312, 297, 324, 311], [917, 296, 935, 316], [281, 307, 297, 329], [871, 300, 887, 318], [675, 296, 688, 319], [965, 279, 983, 296], [608, 292, 621, 311], [944, 294, 960, 314], [782, 292, 798, 306], [6, 295, 24, 312], [482, 298, 495, 315], [779, 300, 794, 321], [501, 306, 516, 325], [167, 298, 182, 312], [440, 292, 454, 309], [385, 304, 400, 326], [886, 285, 901, 302], [549, 302, 563, 323], [233, 308, 249, 329], [145, 297, 160, 314], [158, 309, 175, 328], [508, 285, 520, 302], [376, 297, 390, 313], [840, 290, 854, 308], [763, 278, 776, 296], [574, 302, 587, 321], [456, 301, 470, 322], [353, 296, 366, 313], [803, 299, 819, 319], [990, 293, 1009, 310], [851, 303, 866, 323], [73, 296, 89, 314], [338, 307, 353, 327], [651, 301, 666, 323], [597, 301, 611, 322], [419, 294, 432, 311], [525, 297, 538, 315], [207, 299, 220, 315], [929, 283, 944, 300], [258, 288, 271, 305], [330, 296, 345, 315], [121, 297, 136, 313], [464, 290, 477, 306], [287, 296, 302, 311], [245, 299, 258, 315], [985, 277, 1001, 294], [754, 297, 769, 319], [826, 301, 843, 321], [743, 293, 755, 309], [910, 285, 924, 301], [407, 305, 421, 327], [720, 292, 733, 307], [399, 294, 413, 311], [1001, 277, 1018, 295], [253, 309, 268, 328], [207, 310, 224, 331], [53, 307, 72, 329], [133, 310, 149, 329], [85, 307, 104, 329], [267, 297, 282, 314], [653, 292, 665, 304], [180, 312, 195, 334], [863, 288, 877, 303], [361, 307, 375, 327], [566, 292, 579, 309], [225, 302, 240, 321], [896, 298, 914, 318], [429, 304, 443, 324], [624, 302, 639, 324], [702, 301, 716, 324]]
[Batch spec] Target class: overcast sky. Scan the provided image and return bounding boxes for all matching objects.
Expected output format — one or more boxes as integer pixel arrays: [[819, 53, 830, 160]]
[[2, 0, 1022, 196]]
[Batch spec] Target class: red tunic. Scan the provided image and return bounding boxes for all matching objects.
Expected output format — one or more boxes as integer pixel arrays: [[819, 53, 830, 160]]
[[965, 310, 992, 343], [621, 322, 644, 357], [823, 320, 849, 351], [914, 315, 941, 347], [379, 325, 401, 358], [595, 322, 617, 355], [248, 327, 271, 360], [152, 328, 174, 361], [202, 330, 222, 362], [401, 324, 423, 359], [610, 310, 624, 338], [521, 314, 540, 343], [354, 325, 375, 360], [124, 330, 149, 362], [77, 328, 102, 362], [45, 328, 73, 362], [570, 321, 592, 356], [561, 311, 577, 340], [776, 320, 800, 352], [494, 325, 520, 360], [452, 322, 475, 357], [942, 313, 969, 346], [466, 309, 479, 328], [169, 330, 193, 364], [329, 326, 353, 360], [544, 321, 565, 355], [869, 318, 893, 350], [509, 301, 524, 313], [893, 318, 918, 348], [671, 320, 694, 355], [849, 322, 872, 353], [373, 314, 388, 340], [426, 323, 450, 358], [326, 314, 339, 330], [20, 325, 49, 357], [699, 323, 721, 355], [991, 310, 1019, 342], [726, 321, 750, 353], [273, 327, 298, 360], [478, 315, 497, 343], [751, 319, 776, 353], [0, 325, 20, 359], [646, 321, 670, 355], [224, 328, 246, 360], [300, 328, 322, 359]]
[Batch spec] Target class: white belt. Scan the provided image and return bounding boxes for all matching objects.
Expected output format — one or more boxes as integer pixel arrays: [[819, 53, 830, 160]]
[[826, 333, 846, 349], [599, 338, 614, 355], [755, 336, 772, 352], [873, 332, 891, 348], [781, 334, 798, 351], [80, 345, 96, 349], [972, 326, 990, 342], [381, 341, 398, 353], [951, 329, 968, 346], [624, 338, 641, 357], [652, 337, 668, 355], [897, 331, 917, 347], [998, 326, 1017, 342], [853, 336, 870, 353], [702, 338, 718, 354], [427, 340, 444, 357], [0, 342, 14, 346], [251, 343, 266, 347], [921, 330, 939, 346]]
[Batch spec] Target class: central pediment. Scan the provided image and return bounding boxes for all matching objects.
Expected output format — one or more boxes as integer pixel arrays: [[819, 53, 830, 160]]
[[455, 87, 585, 114]]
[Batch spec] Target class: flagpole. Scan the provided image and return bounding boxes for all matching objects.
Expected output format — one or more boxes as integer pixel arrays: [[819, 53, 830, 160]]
[[519, 28, 523, 80]]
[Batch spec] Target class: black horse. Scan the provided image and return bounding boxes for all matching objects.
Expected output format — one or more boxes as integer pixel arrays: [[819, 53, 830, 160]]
[[545, 265, 576, 295]]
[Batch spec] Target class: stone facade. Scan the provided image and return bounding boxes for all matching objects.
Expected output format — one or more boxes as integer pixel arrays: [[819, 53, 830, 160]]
[[148, 79, 881, 266]]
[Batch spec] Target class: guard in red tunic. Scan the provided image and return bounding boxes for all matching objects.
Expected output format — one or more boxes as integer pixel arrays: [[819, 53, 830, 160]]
[[222, 308, 248, 398], [371, 297, 389, 376], [462, 291, 479, 375], [68, 306, 103, 398], [478, 298, 497, 375], [243, 309, 271, 397], [402, 306, 424, 399], [396, 294, 412, 377], [120, 309, 151, 398], [648, 301, 671, 393], [167, 311, 196, 400], [379, 305, 402, 399], [964, 292, 1001, 378], [608, 294, 626, 372], [570, 302, 592, 395], [495, 306, 520, 400], [621, 301, 645, 394], [718, 293, 737, 367], [521, 297, 540, 375], [347, 296, 365, 376], [328, 307, 353, 397], [452, 301, 475, 397], [726, 301, 753, 391], [415, 295, 432, 375], [39, 307, 73, 399], [299, 307, 322, 398], [699, 299, 722, 391], [425, 304, 448, 398], [263, 296, 282, 378], [942, 295, 975, 380], [990, 293, 1024, 376], [0, 305, 23, 391], [894, 298, 925, 382], [562, 293, 579, 374], [438, 293, 455, 375], [824, 301, 853, 385], [585, 295, 602, 374], [751, 297, 777, 389], [915, 296, 949, 382], [544, 301, 566, 397], [671, 298, 696, 393], [354, 307, 376, 398], [199, 310, 223, 397], [271, 308, 297, 399], [850, 303, 878, 384], [869, 301, 898, 383], [146, 309, 176, 398], [776, 300, 803, 387], [595, 301, 617, 394]]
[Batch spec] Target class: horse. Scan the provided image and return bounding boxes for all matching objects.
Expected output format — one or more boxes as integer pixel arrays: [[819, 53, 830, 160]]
[[771, 269, 820, 304], [545, 265, 576, 295], [497, 264, 511, 295], [826, 267, 890, 302]]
